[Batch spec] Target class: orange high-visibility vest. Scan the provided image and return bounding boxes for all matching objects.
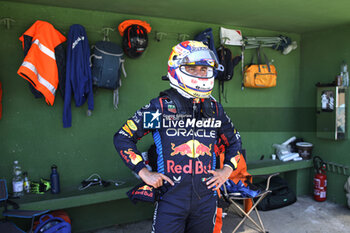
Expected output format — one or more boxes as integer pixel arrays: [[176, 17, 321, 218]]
[[17, 20, 66, 105]]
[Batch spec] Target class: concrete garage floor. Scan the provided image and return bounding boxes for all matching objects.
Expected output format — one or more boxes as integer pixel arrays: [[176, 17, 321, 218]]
[[85, 195, 350, 233]]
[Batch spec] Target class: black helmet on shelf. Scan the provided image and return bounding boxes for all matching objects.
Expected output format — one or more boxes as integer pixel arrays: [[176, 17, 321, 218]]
[[122, 24, 148, 58]]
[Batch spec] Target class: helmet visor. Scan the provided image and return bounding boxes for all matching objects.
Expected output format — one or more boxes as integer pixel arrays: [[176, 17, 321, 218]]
[[180, 50, 218, 68], [179, 65, 214, 78]]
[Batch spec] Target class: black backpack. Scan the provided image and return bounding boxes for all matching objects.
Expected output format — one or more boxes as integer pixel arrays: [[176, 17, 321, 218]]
[[255, 176, 297, 211], [216, 46, 241, 103], [90, 41, 127, 108], [217, 46, 234, 82]]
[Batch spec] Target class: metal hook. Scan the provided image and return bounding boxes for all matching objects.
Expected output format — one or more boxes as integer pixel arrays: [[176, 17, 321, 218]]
[[155, 32, 167, 42], [0, 18, 15, 29], [178, 33, 190, 42], [101, 27, 115, 41]]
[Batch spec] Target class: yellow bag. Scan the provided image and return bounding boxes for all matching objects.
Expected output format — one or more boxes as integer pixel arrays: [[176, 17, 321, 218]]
[[243, 48, 277, 88], [243, 64, 277, 88]]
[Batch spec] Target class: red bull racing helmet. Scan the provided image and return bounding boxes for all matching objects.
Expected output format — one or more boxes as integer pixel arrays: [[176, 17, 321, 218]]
[[167, 41, 223, 98]]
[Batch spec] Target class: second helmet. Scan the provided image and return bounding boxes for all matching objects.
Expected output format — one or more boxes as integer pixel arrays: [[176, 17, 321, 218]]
[[122, 24, 149, 58]]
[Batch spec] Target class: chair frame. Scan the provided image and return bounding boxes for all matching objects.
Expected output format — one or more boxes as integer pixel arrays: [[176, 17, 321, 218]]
[[0, 179, 49, 233], [222, 173, 280, 233]]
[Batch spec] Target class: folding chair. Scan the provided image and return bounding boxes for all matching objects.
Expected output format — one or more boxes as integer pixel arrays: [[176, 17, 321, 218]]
[[0, 179, 49, 233], [221, 173, 279, 233]]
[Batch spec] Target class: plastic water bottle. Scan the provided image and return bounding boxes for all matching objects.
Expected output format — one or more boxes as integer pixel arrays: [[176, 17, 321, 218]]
[[12, 160, 24, 197], [50, 165, 60, 194]]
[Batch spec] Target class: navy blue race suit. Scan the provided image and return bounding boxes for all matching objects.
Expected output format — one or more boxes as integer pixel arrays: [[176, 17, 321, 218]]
[[114, 90, 241, 233]]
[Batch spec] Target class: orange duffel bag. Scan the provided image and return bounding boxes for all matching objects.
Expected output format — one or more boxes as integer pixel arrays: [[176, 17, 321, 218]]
[[243, 48, 277, 88]]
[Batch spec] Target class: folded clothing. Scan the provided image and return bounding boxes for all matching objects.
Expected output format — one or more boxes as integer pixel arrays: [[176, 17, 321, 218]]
[[221, 180, 261, 198]]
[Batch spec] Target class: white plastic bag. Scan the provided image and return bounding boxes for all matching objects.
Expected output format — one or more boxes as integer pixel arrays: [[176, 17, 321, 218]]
[[220, 27, 243, 46]]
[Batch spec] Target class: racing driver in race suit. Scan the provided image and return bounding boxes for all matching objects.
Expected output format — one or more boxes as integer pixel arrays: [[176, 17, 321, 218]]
[[114, 40, 242, 233]]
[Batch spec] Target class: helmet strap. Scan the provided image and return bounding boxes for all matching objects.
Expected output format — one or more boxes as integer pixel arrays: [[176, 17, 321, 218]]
[[170, 83, 193, 99]]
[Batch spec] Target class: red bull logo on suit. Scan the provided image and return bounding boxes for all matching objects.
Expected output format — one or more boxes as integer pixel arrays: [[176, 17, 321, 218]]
[[167, 140, 212, 175], [124, 149, 143, 165], [170, 140, 212, 158], [167, 160, 212, 175]]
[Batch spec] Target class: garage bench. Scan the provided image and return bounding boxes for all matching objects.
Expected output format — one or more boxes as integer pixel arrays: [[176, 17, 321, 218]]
[[2, 159, 313, 232], [16, 178, 140, 211], [14, 159, 313, 211], [3, 177, 154, 232]]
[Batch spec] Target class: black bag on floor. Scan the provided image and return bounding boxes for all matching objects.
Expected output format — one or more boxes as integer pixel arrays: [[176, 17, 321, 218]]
[[254, 175, 297, 211]]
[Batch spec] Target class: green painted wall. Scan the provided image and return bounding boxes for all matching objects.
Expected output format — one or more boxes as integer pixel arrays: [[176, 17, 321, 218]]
[[299, 24, 350, 205], [0, 1, 315, 231]]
